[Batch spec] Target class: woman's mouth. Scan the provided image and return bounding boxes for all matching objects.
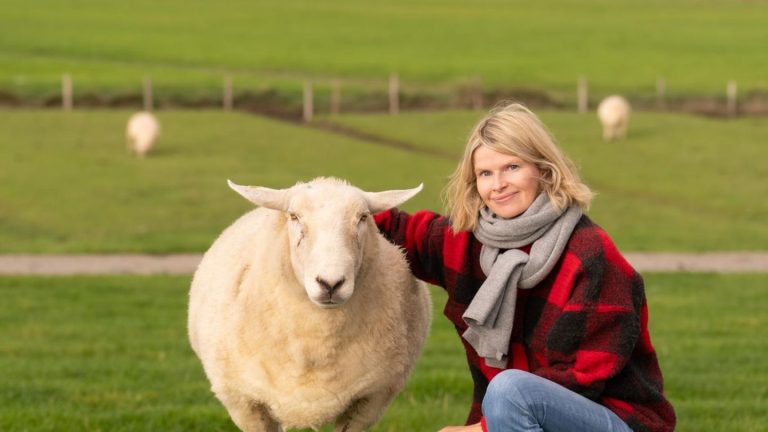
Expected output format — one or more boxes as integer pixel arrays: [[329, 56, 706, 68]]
[[492, 192, 517, 203]]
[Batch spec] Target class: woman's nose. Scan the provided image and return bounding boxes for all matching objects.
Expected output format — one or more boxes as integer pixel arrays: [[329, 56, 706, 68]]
[[491, 174, 505, 191]]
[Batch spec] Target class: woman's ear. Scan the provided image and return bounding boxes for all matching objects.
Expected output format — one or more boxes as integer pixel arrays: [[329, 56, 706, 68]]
[[537, 164, 554, 186]]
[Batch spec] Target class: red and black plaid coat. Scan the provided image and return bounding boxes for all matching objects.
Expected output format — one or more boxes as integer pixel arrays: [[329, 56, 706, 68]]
[[375, 208, 676, 432]]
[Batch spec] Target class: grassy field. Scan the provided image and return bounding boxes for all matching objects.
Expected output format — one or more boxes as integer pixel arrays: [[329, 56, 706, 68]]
[[0, 109, 448, 253], [0, 273, 766, 431], [1, 109, 766, 253], [2, 4, 766, 432], [2, 0, 767, 103]]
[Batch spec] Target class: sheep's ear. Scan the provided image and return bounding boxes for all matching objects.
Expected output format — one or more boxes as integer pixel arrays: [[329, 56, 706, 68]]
[[227, 180, 289, 211], [363, 183, 423, 213]]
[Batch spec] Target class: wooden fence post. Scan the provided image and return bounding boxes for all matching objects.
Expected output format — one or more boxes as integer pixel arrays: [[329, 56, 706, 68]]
[[62, 74, 72, 111], [577, 75, 588, 113], [303, 80, 313, 122], [389, 73, 400, 115], [726, 80, 738, 117], [656, 78, 666, 110], [330, 79, 341, 116], [223, 76, 233, 111], [143, 76, 153, 111]]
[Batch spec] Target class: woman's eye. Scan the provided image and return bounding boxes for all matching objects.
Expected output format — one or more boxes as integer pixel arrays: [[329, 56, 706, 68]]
[[477, 170, 491, 177], [506, 164, 519, 171]]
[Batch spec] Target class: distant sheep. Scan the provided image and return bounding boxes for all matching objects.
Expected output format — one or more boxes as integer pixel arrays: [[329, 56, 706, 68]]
[[188, 177, 432, 432], [125, 111, 160, 157], [597, 95, 631, 141]]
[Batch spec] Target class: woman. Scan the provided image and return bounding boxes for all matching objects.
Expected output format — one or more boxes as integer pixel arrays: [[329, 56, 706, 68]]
[[375, 103, 676, 432]]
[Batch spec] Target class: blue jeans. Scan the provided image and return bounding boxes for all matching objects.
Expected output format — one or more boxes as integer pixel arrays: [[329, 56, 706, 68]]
[[482, 369, 633, 432]]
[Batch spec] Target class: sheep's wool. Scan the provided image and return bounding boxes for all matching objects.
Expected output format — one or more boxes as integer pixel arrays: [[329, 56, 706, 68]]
[[188, 177, 431, 432], [125, 111, 160, 157], [597, 95, 630, 141]]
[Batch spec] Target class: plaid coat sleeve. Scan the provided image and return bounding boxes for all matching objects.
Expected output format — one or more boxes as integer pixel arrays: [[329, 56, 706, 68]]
[[374, 208, 473, 288]]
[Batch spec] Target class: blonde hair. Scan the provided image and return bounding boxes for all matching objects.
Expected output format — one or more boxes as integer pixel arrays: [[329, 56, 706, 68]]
[[444, 102, 594, 232]]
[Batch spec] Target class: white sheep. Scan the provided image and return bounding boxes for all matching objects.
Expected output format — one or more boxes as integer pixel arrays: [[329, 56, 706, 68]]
[[125, 111, 160, 157], [188, 177, 432, 432], [597, 95, 631, 141]]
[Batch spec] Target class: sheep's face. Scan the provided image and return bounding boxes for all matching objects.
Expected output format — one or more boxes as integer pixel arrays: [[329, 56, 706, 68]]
[[228, 178, 422, 309], [284, 189, 369, 308]]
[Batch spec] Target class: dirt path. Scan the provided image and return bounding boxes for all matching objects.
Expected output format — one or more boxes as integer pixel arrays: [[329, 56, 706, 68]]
[[1, 252, 767, 275]]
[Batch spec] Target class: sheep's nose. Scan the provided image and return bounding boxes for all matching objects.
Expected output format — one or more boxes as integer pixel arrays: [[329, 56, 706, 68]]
[[316, 276, 345, 295]]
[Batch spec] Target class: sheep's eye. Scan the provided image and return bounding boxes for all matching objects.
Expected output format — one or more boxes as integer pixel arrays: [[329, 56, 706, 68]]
[[359, 213, 369, 223], [288, 213, 300, 222]]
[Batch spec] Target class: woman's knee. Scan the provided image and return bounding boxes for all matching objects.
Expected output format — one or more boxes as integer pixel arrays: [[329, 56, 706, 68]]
[[482, 369, 538, 419], [487, 369, 540, 398]]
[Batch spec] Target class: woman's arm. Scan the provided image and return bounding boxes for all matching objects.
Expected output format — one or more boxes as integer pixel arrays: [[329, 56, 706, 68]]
[[536, 271, 642, 399], [438, 422, 483, 432], [533, 228, 644, 400], [375, 208, 464, 288]]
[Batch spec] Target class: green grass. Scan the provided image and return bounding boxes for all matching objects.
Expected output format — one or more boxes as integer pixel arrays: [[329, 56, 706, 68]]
[[2, 0, 768, 102], [0, 276, 232, 431], [645, 274, 768, 432], [0, 109, 450, 253], [3, 108, 764, 253], [0, 274, 766, 431]]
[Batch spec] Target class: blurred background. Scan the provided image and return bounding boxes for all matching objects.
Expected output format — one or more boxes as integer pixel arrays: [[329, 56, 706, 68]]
[[1, 1, 766, 431]]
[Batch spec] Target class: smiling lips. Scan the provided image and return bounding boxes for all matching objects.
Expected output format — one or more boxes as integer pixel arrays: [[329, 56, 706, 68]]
[[492, 191, 518, 203]]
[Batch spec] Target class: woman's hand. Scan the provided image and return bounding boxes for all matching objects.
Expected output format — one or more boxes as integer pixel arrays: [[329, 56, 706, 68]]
[[438, 422, 483, 432]]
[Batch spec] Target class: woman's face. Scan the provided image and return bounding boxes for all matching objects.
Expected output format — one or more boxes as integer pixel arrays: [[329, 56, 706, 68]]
[[473, 145, 541, 219]]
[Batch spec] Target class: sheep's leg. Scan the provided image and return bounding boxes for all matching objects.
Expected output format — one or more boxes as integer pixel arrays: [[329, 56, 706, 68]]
[[334, 391, 394, 432], [217, 391, 280, 432], [618, 120, 628, 139], [227, 402, 280, 432]]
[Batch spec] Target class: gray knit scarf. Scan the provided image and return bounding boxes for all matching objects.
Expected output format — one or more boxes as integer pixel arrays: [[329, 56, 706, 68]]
[[463, 193, 582, 368]]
